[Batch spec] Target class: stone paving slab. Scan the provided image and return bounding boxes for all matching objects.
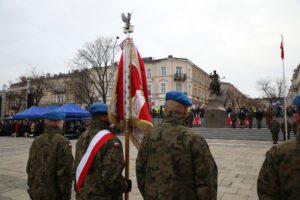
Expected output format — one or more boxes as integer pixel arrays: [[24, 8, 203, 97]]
[[0, 136, 275, 200]]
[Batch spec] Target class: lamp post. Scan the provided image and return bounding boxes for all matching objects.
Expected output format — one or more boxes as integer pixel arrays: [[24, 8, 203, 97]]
[[112, 36, 119, 73]]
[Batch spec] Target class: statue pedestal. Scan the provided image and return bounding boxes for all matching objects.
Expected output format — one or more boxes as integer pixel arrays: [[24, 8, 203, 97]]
[[204, 95, 227, 128]]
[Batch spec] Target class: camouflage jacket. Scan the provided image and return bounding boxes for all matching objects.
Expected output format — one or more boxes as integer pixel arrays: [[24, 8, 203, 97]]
[[74, 121, 128, 200], [257, 132, 300, 199], [247, 112, 254, 121], [26, 126, 73, 200], [270, 120, 280, 134], [136, 111, 218, 200]]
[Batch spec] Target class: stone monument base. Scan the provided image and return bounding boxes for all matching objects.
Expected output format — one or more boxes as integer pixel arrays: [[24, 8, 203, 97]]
[[204, 95, 227, 128]]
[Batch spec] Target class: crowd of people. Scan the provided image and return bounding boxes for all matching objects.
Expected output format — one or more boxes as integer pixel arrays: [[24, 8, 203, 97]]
[[227, 105, 296, 129], [0, 119, 87, 137], [0, 120, 45, 137]]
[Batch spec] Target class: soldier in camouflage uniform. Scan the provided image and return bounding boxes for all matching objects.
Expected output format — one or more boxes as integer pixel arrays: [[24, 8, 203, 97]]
[[257, 95, 300, 199], [136, 91, 218, 200], [231, 111, 237, 128], [269, 118, 280, 144], [26, 111, 73, 200], [247, 110, 254, 129], [74, 103, 131, 200], [264, 108, 273, 129], [280, 121, 292, 141]]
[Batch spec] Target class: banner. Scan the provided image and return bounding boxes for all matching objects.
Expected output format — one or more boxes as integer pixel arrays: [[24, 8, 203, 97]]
[[109, 38, 153, 149]]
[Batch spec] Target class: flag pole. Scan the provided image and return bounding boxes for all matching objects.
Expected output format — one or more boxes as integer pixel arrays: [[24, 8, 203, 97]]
[[124, 41, 132, 200], [122, 13, 134, 200], [125, 120, 130, 200], [281, 34, 288, 141]]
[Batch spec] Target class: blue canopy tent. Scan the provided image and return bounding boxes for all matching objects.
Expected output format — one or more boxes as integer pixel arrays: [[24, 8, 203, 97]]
[[12, 105, 60, 120], [13, 106, 45, 119], [44, 105, 60, 113], [12, 104, 89, 120], [53, 103, 90, 118]]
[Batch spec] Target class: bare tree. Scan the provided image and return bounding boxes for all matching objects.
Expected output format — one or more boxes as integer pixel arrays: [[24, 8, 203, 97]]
[[275, 78, 286, 98], [256, 78, 286, 103], [5, 90, 27, 113], [28, 68, 48, 105], [65, 69, 96, 106], [5, 76, 28, 113], [71, 37, 119, 103], [5, 69, 48, 114]]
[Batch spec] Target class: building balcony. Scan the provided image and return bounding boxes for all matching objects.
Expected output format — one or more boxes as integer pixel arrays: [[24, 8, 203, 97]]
[[174, 73, 187, 81]]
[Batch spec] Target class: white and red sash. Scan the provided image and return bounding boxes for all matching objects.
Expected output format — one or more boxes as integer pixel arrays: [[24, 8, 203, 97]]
[[75, 130, 115, 192]]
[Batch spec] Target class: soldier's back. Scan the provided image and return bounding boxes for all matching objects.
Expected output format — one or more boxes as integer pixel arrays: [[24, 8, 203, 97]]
[[139, 122, 217, 200], [257, 138, 300, 199], [270, 120, 279, 132], [75, 125, 125, 200], [27, 126, 73, 200]]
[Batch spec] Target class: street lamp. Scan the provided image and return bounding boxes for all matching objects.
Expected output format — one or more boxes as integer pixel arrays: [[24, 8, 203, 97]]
[[112, 36, 119, 70]]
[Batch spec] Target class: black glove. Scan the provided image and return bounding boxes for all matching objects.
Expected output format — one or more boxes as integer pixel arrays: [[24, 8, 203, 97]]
[[125, 179, 132, 192]]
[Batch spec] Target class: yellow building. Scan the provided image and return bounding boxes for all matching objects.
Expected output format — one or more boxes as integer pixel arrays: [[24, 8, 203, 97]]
[[143, 55, 210, 108]]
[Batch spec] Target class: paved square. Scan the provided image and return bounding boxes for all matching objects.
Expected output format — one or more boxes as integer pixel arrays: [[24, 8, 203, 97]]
[[0, 136, 273, 200]]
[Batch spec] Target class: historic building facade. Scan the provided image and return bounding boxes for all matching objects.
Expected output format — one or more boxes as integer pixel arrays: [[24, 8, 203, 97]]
[[143, 55, 210, 108], [221, 82, 248, 110]]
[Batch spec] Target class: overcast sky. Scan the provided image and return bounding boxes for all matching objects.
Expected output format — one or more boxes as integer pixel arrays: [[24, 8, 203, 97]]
[[0, 0, 299, 97]]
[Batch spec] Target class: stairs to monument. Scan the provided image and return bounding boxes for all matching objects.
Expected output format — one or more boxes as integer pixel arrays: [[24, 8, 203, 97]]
[[193, 127, 296, 141]]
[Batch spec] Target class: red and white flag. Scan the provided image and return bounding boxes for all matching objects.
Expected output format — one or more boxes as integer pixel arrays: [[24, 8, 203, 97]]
[[280, 40, 284, 60], [109, 38, 153, 149]]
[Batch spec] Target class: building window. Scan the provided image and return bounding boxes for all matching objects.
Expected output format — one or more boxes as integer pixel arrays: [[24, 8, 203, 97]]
[[161, 66, 166, 77], [176, 66, 182, 74], [160, 83, 166, 94], [146, 68, 151, 78], [108, 87, 113, 96], [55, 94, 65, 104], [176, 83, 182, 92]]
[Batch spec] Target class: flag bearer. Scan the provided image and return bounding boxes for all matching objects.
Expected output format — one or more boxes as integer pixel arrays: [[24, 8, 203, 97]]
[[74, 102, 131, 200]]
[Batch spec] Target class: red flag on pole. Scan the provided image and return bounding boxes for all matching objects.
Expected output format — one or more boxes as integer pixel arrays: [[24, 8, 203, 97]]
[[280, 41, 284, 60], [109, 38, 153, 149]]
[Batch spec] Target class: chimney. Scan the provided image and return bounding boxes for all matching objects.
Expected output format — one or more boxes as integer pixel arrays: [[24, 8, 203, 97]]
[[143, 57, 153, 62]]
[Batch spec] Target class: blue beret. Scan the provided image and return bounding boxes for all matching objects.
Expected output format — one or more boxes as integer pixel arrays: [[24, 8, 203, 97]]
[[166, 91, 192, 106], [89, 103, 108, 115], [294, 95, 300, 107], [44, 111, 66, 120]]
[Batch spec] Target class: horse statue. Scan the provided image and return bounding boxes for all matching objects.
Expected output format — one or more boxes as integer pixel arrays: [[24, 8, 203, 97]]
[[209, 70, 221, 96]]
